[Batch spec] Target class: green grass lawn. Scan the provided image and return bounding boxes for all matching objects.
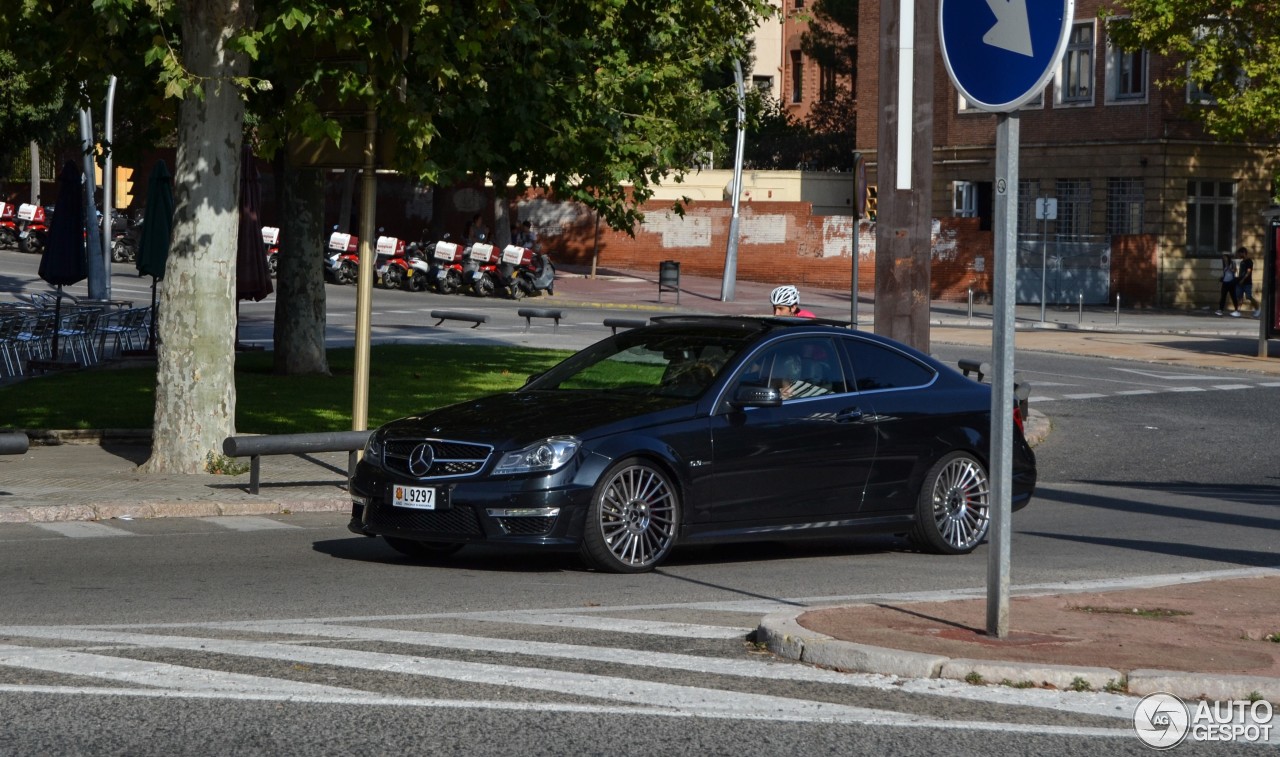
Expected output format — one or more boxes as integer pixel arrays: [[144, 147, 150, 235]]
[[1, 345, 571, 434]]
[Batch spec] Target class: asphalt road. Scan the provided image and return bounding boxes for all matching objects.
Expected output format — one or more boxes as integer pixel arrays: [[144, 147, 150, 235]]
[[2, 249, 1276, 754]]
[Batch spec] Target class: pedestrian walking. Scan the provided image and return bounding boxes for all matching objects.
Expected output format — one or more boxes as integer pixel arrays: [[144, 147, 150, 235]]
[[1235, 246, 1259, 316], [1216, 251, 1241, 317]]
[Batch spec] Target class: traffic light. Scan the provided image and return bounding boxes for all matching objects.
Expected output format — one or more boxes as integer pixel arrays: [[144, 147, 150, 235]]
[[115, 166, 134, 209]]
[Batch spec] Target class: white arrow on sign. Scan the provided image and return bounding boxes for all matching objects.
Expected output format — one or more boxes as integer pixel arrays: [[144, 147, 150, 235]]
[[983, 0, 1034, 57]]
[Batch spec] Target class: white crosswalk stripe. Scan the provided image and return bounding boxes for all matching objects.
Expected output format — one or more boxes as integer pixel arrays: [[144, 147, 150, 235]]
[[0, 618, 1133, 736], [31, 522, 133, 538], [199, 516, 301, 531]]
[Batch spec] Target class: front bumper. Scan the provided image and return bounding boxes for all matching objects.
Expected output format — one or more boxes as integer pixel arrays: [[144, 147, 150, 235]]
[[348, 457, 594, 549]]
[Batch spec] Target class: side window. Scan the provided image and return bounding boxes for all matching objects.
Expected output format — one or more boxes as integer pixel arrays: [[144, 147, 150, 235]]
[[732, 337, 847, 400], [841, 338, 936, 391]]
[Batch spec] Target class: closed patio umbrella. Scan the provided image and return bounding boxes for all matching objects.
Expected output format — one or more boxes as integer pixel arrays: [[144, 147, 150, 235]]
[[135, 160, 174, 352], [38, 161, 88, 361], [235, 146, 273, 350]]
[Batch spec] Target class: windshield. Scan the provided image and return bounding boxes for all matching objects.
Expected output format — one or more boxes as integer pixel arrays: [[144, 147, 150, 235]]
[[526, 326, 757, 399]]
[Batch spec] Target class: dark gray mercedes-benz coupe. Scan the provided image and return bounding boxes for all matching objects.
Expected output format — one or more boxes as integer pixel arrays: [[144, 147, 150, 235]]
[[348, 316, 1036, 572]]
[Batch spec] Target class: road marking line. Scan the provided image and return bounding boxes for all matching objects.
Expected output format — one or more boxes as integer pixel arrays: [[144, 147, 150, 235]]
[[0, 628, 1131, 733], [1165, 386, 1206, 392], [1028, 396, 1055, 402], [198, 516, 301, 531], [1060, 393, 1107, 400], [1114, 389, 1156, 395], [454, 611, 748, 638], [0, 644, 356, 696], [31, 522, 133, 538], [1211, 384, 1252, 390]]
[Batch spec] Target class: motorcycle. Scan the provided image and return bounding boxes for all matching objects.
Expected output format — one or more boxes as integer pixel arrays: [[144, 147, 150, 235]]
[[262, 226, 280, 277], [110, 210, 141, 263], [401, 232, 435, 292], [324, 229, 360, 285], [498, 244, 556, 298], [374, 233, 409, 289], [464, 240, 501, 297], [428, 238, 464, 294], [0, 203, 18, 250], [16, 203, 50, 254]]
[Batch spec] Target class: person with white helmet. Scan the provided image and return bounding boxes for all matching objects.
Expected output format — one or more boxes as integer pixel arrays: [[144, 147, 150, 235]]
[[770, 285, 816, 318]]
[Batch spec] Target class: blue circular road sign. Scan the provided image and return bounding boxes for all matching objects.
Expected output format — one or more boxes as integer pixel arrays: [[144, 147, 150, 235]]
[[939, 0, 1075, 112]]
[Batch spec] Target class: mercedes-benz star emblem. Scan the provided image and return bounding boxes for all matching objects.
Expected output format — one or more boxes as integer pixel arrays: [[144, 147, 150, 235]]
[[407, 443, 435, 477]]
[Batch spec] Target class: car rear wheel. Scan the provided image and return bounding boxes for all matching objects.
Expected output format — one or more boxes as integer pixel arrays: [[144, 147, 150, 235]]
[[909, 451, 990, 554], [383, 536, 463, 561], [581, 458, 679, 573]]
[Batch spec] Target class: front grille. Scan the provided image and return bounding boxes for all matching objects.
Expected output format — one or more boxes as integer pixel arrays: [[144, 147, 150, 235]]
[[496, 516, 557, 536], [366, 501, 483, 537], [383, 438, 492, 480]]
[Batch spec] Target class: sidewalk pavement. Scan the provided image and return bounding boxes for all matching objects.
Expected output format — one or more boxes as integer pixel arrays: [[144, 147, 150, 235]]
[[3, 265, 1278, 703]]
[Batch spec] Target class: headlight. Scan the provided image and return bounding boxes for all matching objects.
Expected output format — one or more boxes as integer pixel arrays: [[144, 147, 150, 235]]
[[493, 436, 580, 475], [363, 432, 383, 462]]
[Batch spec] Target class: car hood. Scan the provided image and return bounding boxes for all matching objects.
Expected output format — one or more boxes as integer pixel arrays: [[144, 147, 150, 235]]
[[377, 391, 692, 449]]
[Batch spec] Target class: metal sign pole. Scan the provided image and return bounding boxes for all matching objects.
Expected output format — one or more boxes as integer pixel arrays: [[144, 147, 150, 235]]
[[987, 113, 1018, 639]]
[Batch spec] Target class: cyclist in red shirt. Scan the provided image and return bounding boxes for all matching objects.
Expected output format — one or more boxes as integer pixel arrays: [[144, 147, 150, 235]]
[[770, 285, 816, 318]]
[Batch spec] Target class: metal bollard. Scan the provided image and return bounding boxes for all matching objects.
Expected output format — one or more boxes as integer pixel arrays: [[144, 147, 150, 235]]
[[1078, 292, 1083, 325], [967, 288, 973, 325], [1115, 294, 1121, 326]]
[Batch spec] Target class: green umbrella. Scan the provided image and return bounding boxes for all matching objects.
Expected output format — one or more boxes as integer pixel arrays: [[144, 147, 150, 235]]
[[135, 160, 174, 351]]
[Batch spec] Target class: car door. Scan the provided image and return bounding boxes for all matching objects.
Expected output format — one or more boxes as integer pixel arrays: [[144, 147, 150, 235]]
[[699, 336, 878, 526]]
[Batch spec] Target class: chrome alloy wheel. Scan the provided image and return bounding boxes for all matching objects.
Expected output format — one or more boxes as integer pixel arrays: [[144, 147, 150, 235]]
[[929, 455, 990, 551], [584, 461, 678, 572]]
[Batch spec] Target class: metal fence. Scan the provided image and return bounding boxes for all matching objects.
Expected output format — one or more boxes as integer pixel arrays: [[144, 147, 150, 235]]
[[1015, 234, 1112, 305]]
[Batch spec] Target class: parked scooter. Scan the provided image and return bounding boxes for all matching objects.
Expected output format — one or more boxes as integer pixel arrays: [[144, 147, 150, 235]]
[[428, 237, 464, 294], [374, 232, 410, 289], [464, 240, 501, 297], [401, 231, 435, 292], [498, 244, 556, 298], [324, 228, 360, 285], [262, 226, 280, 277], [16, 203, 50, 254], [110, 211, 142, 263], [0, 203, 18, 250]]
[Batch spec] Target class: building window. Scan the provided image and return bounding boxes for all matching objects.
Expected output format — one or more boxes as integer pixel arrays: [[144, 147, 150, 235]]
[[819, 65, 837, 102], [794, 0, 804, 8], [1106, 178, 1144, 235], [1105, 22, 1147, 102], [790, 50, 803, 104], [953, 182, 978, 217], [752, 76, 774, 96], [1017, 179, 1041, 232], [1058, 22, 1095, 105], [1186, 181, 1236, 256], [1055, 179, 1092, 237]]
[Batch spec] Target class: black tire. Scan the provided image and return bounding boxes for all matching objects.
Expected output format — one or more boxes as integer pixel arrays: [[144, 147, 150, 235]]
[[266, 252, 278, 277], [507, 278, 527, 299], [471, 272, 495, 297], [580, 458, 679, 573], [19, 232, 44, 255], [0, 227, 18, 250], [908, 451, 991, 555], [112, 239, 137, 263], [404, 271, 426, 291], [383, 536, 464, 561], [439, 269, 461, 295], [337, 260, 357, 285], [381, 266, 403, 290]]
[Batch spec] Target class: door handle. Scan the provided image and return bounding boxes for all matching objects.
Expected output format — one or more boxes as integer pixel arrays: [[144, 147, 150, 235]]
[[835, 406, 865, 422]]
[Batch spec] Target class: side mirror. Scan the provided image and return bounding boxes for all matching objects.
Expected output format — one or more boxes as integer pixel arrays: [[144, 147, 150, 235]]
[[522, 372, 543, 387], [731, 385, 782, 408]]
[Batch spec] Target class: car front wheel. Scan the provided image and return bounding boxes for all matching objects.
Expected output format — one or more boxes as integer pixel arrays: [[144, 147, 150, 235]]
[[581, 458, 679, 573], [909, 451, 990, 554]]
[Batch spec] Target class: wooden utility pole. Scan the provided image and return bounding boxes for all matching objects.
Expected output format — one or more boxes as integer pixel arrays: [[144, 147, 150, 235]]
[[875, 0, 935, 352]]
